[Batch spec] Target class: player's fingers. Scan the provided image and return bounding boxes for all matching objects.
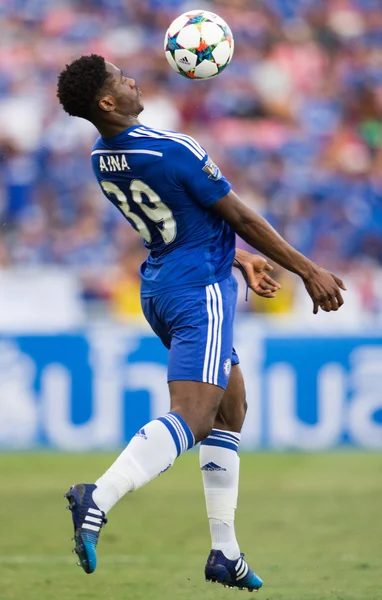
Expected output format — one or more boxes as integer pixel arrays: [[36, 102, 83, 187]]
[[263, 274, 281, 289], [263, 263, 273, 271], [257, 278, 277, 292], [319, 296, 332, 312], [313, 299, 319, 314], [335, 288, 344, 308], [331, 273, 347, 290], [328, 295, 339, 311], [254, 287, 276, 298]]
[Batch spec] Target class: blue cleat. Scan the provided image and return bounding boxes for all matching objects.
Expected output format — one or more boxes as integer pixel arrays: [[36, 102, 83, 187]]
[[205, 549, 263, 592], [64, 483, 107, 574]]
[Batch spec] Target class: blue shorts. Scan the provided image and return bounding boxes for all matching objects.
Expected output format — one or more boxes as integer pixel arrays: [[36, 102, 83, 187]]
[[141, 275, 239, 390]]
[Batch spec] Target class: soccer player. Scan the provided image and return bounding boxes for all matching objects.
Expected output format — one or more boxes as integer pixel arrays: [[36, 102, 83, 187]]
[[57, 55, 346, 591]]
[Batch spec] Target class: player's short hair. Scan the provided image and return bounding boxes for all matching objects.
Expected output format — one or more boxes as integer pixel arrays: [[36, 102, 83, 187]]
[[57, 54, 112, 120]]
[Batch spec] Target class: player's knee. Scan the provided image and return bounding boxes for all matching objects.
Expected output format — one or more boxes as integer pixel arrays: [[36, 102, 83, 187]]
[[170, 404, 216, 443], [195, 418, 215, 442]]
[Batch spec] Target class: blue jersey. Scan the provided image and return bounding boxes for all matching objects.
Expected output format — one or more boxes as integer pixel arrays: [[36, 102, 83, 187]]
[[91, 124, 235, 297]]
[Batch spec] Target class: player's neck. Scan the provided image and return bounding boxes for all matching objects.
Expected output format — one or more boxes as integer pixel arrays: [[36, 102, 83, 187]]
[[96, 116, 141, 139]]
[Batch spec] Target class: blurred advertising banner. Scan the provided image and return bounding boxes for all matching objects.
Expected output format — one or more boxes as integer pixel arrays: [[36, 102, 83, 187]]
[[0, 322, 381, 451]]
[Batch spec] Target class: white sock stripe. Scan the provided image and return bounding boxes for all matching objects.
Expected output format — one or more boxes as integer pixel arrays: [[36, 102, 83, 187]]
[[203, 285, 214, 383], [209, 432, 240, 445], [211, 429, 241, 442], [129, 129, 204, 160], [213, 283, 223, 385], [164, 414, 184, 452], [169, 414, 188, 452], [166, 414, 186, 452], [170, 414, 187, 452], [207, 435, 239, 448], [88, 508, 103, 516], [141, 127, 205, 156], [81, 523, 101, 532], [237, 564, 249, 580], [208, 285, 220, 384], [85, 515, 102, 524]]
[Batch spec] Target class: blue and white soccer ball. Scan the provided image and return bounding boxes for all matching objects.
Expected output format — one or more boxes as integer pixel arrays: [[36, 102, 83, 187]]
[[164, 9, 234, 80]]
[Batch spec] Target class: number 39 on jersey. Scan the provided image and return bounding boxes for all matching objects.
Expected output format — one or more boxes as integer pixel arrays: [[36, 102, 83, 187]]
[[101, 179, 177, 245]]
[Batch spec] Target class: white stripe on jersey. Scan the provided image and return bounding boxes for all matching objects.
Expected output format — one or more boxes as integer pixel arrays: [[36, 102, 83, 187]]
[[213, 283, 224, 386], [129, 129, 205, 160], [203, 286, 214, 384], [208, 285, 220, 385], [91, 149, 163, 157], [202, 284, 223, 385], [137, 126, 205, 157]]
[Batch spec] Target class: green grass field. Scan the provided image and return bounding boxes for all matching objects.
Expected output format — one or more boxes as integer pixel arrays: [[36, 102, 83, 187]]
[[0, 453, 381, 600]]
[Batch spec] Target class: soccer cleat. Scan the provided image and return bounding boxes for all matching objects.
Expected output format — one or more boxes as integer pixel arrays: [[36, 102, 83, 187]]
[[205, 550, 263, 592], [64, 483, 107, 574]]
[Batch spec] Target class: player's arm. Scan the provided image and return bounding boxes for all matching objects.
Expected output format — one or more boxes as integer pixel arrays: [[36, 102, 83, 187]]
[[233, 249, 281, 298], [213, 190, 347, 313]]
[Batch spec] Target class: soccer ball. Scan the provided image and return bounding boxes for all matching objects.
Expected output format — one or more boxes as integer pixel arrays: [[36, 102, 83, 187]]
[[164, 10, 234, 80]]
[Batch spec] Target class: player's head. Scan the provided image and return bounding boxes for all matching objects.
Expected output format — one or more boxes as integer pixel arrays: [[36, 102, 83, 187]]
[[57, 54, 143, 124]]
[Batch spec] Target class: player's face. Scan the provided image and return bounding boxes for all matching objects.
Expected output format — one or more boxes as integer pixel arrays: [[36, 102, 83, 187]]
[[104, 62, 144, 115]]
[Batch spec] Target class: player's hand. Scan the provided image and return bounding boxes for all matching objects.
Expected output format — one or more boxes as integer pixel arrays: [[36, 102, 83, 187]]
[[234, 252, 281, 298], [303, 268, 347, 314]]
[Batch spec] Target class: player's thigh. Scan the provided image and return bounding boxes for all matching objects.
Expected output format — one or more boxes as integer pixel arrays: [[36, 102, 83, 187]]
[[167, 275, 238, 390], [214, 363, 247, 433], [141, 295, 171, 349]]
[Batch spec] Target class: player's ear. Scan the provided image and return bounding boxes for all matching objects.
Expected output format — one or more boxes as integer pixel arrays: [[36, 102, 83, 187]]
[[98, 94, 116, 112]]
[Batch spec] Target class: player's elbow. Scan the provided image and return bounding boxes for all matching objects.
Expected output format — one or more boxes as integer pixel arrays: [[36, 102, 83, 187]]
[[228, 214, 257, 239]]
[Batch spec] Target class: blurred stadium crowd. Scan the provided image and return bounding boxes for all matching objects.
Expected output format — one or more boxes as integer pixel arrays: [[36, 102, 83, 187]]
[[0, 0, 381, 318]]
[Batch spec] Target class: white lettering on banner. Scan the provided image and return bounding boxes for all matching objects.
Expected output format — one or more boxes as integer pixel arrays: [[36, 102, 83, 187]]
[[347, 346, 382, 448], [0, 341, 38, 448], [41, 330, 133, 450], [1, 332, 381, 451], [267, 363, 346, 450]]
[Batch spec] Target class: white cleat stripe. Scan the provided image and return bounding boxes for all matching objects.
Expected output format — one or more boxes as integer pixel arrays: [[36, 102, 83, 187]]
[[236, 564, 249, 580], [85, 516, 102, 524], [81, 524, 101, 532], [235, 558, 243, 572], [236, 563, 246, 577], [88, 508, 103, 516]]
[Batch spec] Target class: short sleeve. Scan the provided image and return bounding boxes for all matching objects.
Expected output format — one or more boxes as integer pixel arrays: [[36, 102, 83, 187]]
[[169, 138, 232, 207]]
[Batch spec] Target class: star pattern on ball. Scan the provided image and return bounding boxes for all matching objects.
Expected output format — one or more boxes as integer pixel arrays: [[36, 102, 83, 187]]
[[165, 10, 234, 80]]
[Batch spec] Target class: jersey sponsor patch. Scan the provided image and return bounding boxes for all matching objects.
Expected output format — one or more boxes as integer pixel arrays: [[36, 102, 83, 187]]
[[202, 159, 222, 181]]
